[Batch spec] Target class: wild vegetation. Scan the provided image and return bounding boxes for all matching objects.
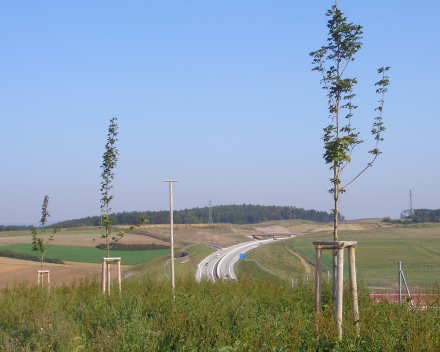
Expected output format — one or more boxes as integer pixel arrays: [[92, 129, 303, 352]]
[[51, 204, 344, 228], [0, 276, 438, 351], [0, 225, 28, 232], [96, 243, 169, 251], [0, 249, 64, 264]]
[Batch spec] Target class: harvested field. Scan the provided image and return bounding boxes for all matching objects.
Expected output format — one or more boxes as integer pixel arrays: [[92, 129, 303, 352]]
[[132, 224, 253, 247], [0, 257, 131, 288]]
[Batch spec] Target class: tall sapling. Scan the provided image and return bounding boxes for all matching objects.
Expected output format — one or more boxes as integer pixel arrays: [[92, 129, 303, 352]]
[[309, 3, 390, 305], [30, 195, 60, 269]]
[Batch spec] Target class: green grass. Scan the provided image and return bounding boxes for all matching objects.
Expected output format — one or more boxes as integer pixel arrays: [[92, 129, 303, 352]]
[[290, 227, 440, 272], [238, 239, 306, 279], [132, 244, 215, 281], [1, 244, 169, 265]]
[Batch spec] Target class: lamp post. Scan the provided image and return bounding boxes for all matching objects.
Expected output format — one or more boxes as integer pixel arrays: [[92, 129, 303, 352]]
[[164, 180, 177, 293]]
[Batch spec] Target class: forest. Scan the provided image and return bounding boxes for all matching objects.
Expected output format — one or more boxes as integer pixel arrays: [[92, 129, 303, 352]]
[[51, 204, 344, 228], [0, 225, 29, 232], [405, 209, 440, 223]]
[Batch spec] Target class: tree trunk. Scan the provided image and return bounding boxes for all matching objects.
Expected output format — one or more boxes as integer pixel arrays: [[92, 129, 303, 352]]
[[333, 165, 339, 315]]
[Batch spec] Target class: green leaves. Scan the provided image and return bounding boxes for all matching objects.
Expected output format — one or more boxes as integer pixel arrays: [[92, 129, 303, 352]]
[[31, 195, 58, 269], [311, 5, 390, 240]]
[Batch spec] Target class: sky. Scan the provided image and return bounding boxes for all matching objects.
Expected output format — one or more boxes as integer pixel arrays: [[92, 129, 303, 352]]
[[1, 0, 439, 224]]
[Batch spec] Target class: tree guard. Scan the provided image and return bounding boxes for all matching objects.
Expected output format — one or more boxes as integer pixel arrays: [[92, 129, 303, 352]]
[[101, 257, 121, 295], [37, 270, 50, 292], [313, 241, 359, 340]]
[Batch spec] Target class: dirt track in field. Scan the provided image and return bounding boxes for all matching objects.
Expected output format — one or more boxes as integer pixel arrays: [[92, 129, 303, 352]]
[[0, 257, 131, 288]]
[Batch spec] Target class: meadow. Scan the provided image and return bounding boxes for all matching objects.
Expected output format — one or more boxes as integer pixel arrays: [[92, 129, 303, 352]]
[[0, 275, 439, 351], [0, 244, 170, 265]]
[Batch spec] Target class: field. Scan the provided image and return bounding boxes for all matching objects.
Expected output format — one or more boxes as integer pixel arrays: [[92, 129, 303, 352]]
[[0, 228, 171, 247], [289, 224, 440, 271], [0, 244, 170, 265], [2, 220, 440, 292]]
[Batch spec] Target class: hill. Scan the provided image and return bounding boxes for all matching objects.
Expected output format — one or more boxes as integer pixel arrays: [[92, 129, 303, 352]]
[[50, 204, 344, 228]]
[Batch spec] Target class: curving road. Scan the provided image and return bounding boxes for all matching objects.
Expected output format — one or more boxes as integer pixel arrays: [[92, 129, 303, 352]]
[[195, 239, 275, 282]]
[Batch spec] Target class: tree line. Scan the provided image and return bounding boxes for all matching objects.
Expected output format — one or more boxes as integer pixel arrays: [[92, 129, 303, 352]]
[[405, 209, 440, 223], [0, 249, 64, 264], [96, 243, 169, 251], [50, 204, 344, 228], [0, 225, 29, 232], [382, 208, 440, 224]]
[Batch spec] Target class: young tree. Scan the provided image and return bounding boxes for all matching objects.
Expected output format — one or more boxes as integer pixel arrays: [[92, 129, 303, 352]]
[[100, 117, 125, 257], [30, 195, 60, 269], [309, 4, 390, 288], [99, 118, 148, 257]]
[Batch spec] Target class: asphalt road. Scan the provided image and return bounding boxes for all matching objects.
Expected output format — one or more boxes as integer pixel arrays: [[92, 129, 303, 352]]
[[195, 238, 274, 282]]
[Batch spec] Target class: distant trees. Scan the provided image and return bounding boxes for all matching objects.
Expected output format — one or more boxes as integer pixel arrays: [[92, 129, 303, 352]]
[[30, 195, 60, 269], [51, 204, 342, 228], [0, 225, 28, 232], [96, 243, 169, 251], [403, 209, 440, 223]]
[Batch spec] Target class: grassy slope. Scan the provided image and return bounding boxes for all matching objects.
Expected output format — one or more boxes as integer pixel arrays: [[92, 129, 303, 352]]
[[237, 239, 305, 280], [290, 226, 440, 268], [132, 244, 215, 281], [1, 244, 170, 265]]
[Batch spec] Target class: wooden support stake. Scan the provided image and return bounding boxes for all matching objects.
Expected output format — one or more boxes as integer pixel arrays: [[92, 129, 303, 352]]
[[348, 246, 359, 335], [101, 259, 106, 294], [332, 248, 337, 316], [336, 247, 344, 340], [117, 260, 121, 293], [107, 263, 111, 296], [315, 246, 322, 314]]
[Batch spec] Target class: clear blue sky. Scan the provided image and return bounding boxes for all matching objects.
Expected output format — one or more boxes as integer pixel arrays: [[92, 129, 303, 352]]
[[1, 1, 439, 224]]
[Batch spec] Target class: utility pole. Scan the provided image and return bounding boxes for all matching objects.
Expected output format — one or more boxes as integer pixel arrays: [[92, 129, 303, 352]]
[[165, 180, 177, 294], [208, 198, 213, 224], [409, 190, 413, 215]]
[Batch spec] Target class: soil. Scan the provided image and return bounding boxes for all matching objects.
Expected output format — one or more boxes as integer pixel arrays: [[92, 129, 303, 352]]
[[0, 257, 131, 288]]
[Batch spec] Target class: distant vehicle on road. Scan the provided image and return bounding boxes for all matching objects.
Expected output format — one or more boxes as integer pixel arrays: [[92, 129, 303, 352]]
[[259, 242, 262, 245], [216, 253, 220, 258], [205, 262, 209, 266]]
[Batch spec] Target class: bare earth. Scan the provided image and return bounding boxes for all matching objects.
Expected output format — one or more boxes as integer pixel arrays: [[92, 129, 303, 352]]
[[0, 257, 131, 288]]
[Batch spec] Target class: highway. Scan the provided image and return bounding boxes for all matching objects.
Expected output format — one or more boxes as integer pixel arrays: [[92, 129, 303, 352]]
[[195, 238, 275, 282]]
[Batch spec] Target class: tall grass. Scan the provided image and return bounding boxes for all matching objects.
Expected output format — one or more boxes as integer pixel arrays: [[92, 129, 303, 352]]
[[0, 276, 439, 351]]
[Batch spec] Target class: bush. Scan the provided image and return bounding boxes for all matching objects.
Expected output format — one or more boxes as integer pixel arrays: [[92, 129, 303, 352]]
[[96, 243, 169, 251], [0, 249, 64, 264]]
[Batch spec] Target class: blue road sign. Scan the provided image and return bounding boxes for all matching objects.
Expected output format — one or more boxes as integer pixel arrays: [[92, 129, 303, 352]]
[[239, 253, 246, 259]]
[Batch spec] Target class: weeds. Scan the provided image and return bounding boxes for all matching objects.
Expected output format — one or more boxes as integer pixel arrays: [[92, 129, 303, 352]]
[[0, 276, 438, 351]]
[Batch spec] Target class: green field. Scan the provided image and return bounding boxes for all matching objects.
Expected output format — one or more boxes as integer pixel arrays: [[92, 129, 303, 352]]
[[286, 226, 440, 292], [2, 244, 170, 265], [289, 226, 440, 271]]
